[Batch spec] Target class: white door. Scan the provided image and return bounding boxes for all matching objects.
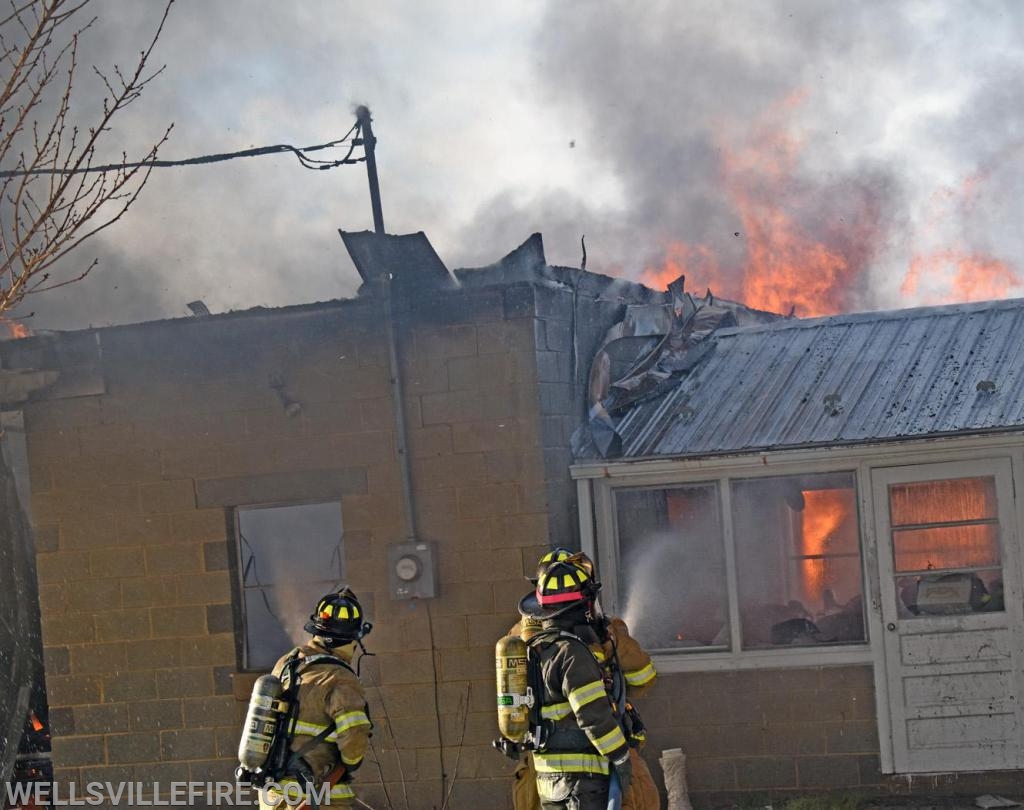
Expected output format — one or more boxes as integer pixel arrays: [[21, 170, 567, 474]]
[[872, 458, 1024, 773]]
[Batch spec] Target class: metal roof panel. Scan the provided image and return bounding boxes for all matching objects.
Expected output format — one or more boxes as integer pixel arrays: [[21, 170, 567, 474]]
[[605, 298, 1024, 460]]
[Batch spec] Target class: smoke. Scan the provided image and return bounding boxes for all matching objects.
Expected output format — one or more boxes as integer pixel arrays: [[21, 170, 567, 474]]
[[618, 531, 680, 646], [237, 502, 344, 666], [11, 2, 1024, 327], [458, 0, 1024, 313], [619, 530, 727, 651]]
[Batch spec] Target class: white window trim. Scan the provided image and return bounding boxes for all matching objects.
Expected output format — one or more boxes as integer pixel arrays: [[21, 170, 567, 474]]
[[578, 432, 1024, 674], [591, 464, 872, 671]]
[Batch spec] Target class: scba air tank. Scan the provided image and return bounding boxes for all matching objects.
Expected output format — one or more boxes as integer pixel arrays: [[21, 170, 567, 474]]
[[238, 674, 287, 771], [495, 635, 532, 742]]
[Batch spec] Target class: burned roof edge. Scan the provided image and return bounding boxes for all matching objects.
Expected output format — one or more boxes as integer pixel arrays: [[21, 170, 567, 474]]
[[571, 424, 1024, 475], [707, 295, 1024, 341]]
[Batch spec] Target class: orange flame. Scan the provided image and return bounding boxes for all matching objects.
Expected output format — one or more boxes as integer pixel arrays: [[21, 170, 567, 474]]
[[891, 477, 1001, 572], [901, 250, 1021, 304], [799, 489, 851, 605], [641, 92, 1020, 315], [642, 92, 879, 316], [0, 319, 30, 339]]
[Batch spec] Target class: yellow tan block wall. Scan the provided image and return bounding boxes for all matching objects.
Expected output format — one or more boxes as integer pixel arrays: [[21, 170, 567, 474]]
[[27, 285, 556, 809]]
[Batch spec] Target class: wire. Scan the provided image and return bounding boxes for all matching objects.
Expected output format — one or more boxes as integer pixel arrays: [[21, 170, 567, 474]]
[[238, 529, 285, 666], [360, 664, 408, 810], [439, 683, 470, 810], [0, 120, 364, 177], [425, 601, 446, 809]]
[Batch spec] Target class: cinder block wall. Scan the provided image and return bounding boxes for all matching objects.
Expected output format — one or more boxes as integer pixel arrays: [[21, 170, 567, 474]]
[[645, 667, 879, 806], [646, 666, 1024, 806], [30, 273, 1017, 807], [26, 283, 565, 809]]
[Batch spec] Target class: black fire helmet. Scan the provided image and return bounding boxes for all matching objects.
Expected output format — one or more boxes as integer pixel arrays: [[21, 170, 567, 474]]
[[304, 586, 373, 645]]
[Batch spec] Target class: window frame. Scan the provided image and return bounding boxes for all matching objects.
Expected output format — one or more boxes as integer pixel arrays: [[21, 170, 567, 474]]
[[233, 498, 345, 672], [581, 434, 1024, 673], [589, 457, 875, 673]]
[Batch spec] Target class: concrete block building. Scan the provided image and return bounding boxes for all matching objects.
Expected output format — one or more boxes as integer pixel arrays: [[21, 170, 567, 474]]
[[5, 232, 1024, 807]]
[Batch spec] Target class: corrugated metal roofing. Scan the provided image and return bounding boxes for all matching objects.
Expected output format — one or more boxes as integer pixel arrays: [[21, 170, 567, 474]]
[[612, 297, 1024, 460]]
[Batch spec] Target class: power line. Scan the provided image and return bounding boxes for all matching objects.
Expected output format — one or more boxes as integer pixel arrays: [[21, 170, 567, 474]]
[[0, 119, 366, 178]]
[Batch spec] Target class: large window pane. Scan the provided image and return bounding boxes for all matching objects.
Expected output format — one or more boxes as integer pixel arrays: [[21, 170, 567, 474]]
[[894, 524, 1001, 573], [615, 484, 728, 652], [886, 475, 1004, 619], [732, 473, 865, 649], [237, 502, 344, 669], [890, 477, 997, 527]]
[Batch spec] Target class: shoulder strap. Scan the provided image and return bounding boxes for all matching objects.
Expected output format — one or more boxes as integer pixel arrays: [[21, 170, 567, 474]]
[[279, 650, 303, 693], [528, 628, 602, 665], [280, 651, 356, 745], [282, 653, 361, 790], [524, 628, 558, 649], [293, 724, 335, 757], [298, 653, 356, 677]]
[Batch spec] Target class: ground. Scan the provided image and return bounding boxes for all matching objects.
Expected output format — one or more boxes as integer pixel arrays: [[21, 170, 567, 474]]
[[717, 796, 1024, 810]]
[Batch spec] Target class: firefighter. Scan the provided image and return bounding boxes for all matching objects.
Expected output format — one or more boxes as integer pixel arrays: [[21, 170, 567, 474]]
[[510, 549, 660, 810], [259, 587, 373, 810], [517, 558, 633, 810]]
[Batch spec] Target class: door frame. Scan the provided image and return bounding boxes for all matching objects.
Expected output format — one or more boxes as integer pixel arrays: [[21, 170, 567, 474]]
[[868, 456, 1024, 773]]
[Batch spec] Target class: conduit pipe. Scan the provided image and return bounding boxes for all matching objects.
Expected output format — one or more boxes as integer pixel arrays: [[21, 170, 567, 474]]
[[358, 105, 418, 543]]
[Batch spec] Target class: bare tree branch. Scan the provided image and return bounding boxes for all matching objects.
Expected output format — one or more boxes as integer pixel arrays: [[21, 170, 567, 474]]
[[0, 0, 173, 316]]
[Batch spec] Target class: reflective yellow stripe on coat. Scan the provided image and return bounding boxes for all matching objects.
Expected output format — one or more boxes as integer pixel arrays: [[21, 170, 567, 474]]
[[291, 720, 334, 740], [567, 680, 606, 713], [591, 725, 627, 757], [540, 701, 572, 721], [334, 709, 371, 734], [334, 709, 371, 765], [624, 661, 656, 687], [533, 752, 610, 775]]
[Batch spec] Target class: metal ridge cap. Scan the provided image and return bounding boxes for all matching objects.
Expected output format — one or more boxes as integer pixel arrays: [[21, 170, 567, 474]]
[[707, 296, 1024, 340]]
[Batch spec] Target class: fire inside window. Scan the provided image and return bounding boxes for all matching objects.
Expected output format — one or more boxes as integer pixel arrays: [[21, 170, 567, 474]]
[[615, 471, 866, 653], [236, 501, 344, 670], [889, 477, 1004, 617]]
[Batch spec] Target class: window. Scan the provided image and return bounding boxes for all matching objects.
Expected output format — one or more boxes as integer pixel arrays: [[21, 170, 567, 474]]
[[732, 473, 864, 648], [612, 471, 866, 655], [236, 501, 344, 670], [616, 484, 728, 651], [888, 476, 1004, 617]]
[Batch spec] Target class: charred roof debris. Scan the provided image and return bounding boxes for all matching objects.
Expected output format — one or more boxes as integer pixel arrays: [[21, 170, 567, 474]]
[[574, 297, 1024, 462], [571, 275, 784, 459]]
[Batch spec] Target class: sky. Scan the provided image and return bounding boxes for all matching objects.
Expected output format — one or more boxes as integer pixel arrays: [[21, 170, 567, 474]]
[[10, 0, 1024, 329]]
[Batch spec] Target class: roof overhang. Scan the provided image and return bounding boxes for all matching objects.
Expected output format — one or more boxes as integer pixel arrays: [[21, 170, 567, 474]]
[[571, 427, 1024, 480]]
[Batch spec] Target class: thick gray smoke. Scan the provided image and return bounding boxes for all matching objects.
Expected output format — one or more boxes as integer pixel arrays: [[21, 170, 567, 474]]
[[12, 1, 1024, 328], [460, 1, 1024, 311]]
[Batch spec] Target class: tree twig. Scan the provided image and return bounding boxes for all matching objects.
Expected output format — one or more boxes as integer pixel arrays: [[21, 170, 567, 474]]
[[0, 0, 174, 315]]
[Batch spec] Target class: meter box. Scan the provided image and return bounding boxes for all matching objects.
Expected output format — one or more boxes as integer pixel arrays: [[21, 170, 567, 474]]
[[388, 541, 438, 600]]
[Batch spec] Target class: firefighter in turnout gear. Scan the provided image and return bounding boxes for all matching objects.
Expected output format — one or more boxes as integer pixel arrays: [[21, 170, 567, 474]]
[[515, 558, 634, 810], [259, 588, 373, 810], [509, 549, 660, 810]]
